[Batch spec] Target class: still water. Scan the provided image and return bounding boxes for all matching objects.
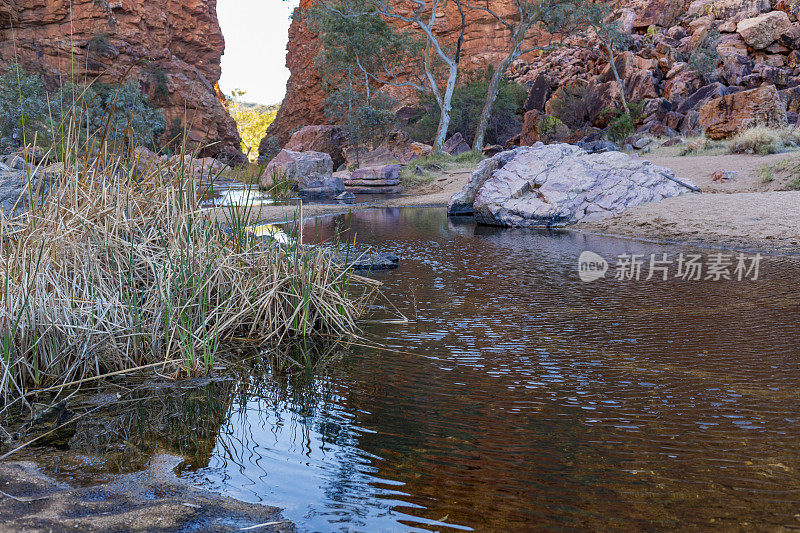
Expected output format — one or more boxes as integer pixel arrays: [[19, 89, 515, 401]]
[[45, 208, 800, 530]]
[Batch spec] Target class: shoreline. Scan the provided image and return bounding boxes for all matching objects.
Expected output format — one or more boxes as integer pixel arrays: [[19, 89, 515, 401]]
[[213, 154, 800, 256]]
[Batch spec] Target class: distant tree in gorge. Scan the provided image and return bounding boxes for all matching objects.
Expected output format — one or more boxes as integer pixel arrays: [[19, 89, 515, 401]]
[[318, 0, 469, 155], [226, 89, 278, 162], [309, 0, 408, 166], [466, 0, 593, 152]]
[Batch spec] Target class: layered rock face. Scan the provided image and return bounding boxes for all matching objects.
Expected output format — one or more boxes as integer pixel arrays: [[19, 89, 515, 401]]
[[0, 0, 242, 161]]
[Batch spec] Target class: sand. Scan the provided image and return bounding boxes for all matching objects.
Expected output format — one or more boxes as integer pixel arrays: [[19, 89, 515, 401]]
[[579, 152, 800, 254]]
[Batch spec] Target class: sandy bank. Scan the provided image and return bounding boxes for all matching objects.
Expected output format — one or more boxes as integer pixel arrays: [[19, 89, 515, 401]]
[[210, 154, 799, 254]]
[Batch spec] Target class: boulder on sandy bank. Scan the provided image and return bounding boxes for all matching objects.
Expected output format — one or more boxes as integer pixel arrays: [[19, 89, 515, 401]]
[[285, 125, 346, 169], [261, 149, 344, 197], [698, 85, 787, 139], [447, 143, 697, 227], [342, 165, 403, 194]]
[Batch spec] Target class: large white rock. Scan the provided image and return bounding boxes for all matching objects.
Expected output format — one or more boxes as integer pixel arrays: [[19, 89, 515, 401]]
[[448, 144, 697, 227]]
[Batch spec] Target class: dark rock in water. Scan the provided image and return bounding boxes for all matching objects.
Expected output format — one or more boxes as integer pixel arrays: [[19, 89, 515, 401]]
[[340, 251, 399, 271], [353, 252, 399, 271], [576, 140, 619, 153], [335, 191, 356, 203]]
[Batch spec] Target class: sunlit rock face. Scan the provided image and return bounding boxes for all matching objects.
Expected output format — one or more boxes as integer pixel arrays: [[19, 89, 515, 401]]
[[0, 0, 243, 162]]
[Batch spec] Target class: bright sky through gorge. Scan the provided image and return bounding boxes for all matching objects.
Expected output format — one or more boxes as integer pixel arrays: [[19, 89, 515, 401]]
[[218, 0, 300, 105]]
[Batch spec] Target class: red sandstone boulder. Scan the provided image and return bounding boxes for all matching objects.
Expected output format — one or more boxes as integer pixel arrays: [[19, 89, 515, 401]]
[[736, 11, 793, 49], [443, 133, 471, 155], [634, 0, 693, 29], [285, 125, 346, 169], [698, 85, 788, 139], [261, 149, 344, 196], [708, 0, 771, 22], [520, 110, 541, 146]]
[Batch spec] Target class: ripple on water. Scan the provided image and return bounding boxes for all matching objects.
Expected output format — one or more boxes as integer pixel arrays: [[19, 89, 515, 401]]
[[36, 207, 800, 532]]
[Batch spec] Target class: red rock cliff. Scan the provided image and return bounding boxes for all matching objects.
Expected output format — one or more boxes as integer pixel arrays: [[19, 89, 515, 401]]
[[265, 0, 558, 147], [0, 0, 242, 161], [267, 0, 800, 152]]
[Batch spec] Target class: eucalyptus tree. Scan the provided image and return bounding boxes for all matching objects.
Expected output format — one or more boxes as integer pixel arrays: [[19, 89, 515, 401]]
[[576, 0, 630, 116], [311, 1, 411, 164], [467, 0, 592, 152], [319, 0, 468, 154]]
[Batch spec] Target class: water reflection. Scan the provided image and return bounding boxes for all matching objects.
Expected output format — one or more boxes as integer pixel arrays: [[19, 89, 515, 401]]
[[31, 208, 800, 531], [201, 185, 277, 207]]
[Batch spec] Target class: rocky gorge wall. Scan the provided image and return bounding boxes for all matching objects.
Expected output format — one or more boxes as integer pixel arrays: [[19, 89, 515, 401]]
[[265, 0, 575, 147], [0, 0, 243, 161], [265, 0, 800, 153]]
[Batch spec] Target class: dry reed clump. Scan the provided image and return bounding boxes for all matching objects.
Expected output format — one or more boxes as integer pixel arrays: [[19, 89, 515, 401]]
[[0, 146, 377, 408], [728, 126, 800, 155]]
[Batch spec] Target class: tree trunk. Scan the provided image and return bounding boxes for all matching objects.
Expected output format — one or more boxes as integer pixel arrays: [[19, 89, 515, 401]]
[[433, 63, 459, 154], [473, 35, 524, 152], [605, 42, 630, 116]]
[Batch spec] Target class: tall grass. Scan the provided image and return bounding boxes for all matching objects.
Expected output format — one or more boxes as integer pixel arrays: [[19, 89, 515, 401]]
[[0, 132, 376, 409]]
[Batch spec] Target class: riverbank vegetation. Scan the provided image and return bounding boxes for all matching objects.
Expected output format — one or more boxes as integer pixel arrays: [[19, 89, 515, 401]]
[[399, 151, 484, 187], [0, 70, 376, 414]]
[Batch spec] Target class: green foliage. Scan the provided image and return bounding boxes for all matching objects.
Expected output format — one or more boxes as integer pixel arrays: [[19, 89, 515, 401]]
[[546, 84, 592, 129], [326, 86, 396, 164], [410, 69, 526, 146], [264, 167, 296, 199], [688, 28, 720, 83], [603, 100, 645, 143], [227, 89, 278, 162], [310, 0, 414, 155], [0, 64, 52, 151], [538, 115, 570, 144], [608, 112, 634, 143], [146, 62, 169, 101], [59, 80, 166, 150]]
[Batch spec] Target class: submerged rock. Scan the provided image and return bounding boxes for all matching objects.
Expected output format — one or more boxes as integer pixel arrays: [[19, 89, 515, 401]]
[[344, 251, 399, 271], [448, 143, 697, 227]]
